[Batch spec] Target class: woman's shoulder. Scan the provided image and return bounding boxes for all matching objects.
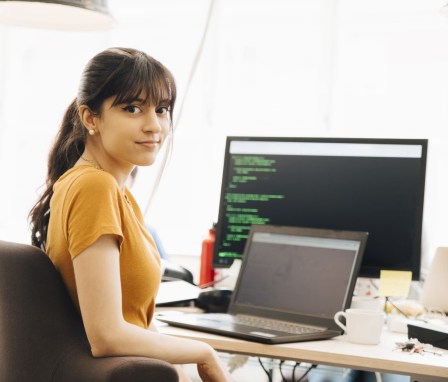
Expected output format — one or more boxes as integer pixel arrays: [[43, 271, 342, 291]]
[[57, 165, 118, 195]]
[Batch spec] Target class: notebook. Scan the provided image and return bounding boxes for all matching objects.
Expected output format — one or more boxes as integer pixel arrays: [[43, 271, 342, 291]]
[[158, 225, 368, 344]]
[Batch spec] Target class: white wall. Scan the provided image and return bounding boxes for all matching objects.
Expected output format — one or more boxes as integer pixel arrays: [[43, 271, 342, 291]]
[[1, 0, 447, 276]]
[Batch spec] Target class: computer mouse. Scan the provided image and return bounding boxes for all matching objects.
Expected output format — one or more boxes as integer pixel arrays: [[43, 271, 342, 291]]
[[195, 288, 233, 313]]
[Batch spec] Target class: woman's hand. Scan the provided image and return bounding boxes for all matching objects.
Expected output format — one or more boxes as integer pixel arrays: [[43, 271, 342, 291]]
[[197, 349, 234, 382]]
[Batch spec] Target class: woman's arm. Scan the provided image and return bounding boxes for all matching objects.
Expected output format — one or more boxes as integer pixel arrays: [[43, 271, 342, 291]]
[[149, 321, 194, 382], [73, 234, 232, 382]]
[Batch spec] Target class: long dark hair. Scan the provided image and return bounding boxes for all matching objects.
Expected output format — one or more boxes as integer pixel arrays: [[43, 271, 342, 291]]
[[29, 47, 176, 249]]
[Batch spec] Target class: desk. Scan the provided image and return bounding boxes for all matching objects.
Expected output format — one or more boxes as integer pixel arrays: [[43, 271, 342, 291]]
[[158, 323, 448, 381]]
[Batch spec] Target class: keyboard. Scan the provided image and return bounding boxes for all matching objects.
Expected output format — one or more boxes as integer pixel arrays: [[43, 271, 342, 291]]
[[232, 315, 324, 335]]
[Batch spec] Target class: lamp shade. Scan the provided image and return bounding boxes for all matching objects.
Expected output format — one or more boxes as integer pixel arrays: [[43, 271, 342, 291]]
[[420, 247, 448, 313], [0, 0, 114, 31]]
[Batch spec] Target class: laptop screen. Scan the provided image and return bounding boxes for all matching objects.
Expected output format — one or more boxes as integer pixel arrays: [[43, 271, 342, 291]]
[[233, 231, 362, 320]]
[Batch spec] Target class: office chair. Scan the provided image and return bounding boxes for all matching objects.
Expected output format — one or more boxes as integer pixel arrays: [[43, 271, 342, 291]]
[[0, 240, 179, 382]]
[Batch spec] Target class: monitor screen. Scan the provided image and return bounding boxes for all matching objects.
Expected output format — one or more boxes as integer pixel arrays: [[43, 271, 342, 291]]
[[213, 137, 427, 280]]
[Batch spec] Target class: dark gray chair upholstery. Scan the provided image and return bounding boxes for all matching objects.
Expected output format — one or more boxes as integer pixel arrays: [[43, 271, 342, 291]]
[[0, 240, 179, 382]]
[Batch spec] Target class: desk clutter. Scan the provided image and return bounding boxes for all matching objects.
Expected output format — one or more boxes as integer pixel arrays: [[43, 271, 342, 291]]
[[347, 293, 448, 352], [348, 251, 448, 353], [407, 322, 448, 351], [394, 338, 444, 356], [346, 293, 448, 353]]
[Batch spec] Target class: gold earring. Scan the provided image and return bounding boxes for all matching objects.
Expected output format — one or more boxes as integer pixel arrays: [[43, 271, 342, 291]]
[[89, 129, 95, 136]]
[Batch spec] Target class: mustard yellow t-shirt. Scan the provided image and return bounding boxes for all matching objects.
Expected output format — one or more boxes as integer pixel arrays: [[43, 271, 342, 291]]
[[46, 165, 161, 329]]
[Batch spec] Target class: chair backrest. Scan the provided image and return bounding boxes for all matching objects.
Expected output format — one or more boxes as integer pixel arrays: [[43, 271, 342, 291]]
[[0, 240, 178, 382]]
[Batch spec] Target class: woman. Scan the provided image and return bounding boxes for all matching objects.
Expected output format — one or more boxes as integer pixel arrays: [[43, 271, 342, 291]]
[[29, 47, 232, 382]]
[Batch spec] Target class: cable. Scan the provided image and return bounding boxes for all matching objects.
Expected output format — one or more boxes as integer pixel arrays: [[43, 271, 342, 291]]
[[385, 296, 409, 318], [172, 0, 216, 134], [143, 0, 217, 216], [278, 360, 287, 382], [257, 358, 273, 382], [296, 364, 317, 382], [369, 277, 380, 291], [292, 362, 300, 381]]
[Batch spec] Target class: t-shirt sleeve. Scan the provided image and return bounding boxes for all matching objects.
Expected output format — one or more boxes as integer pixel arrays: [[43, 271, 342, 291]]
[[63, 170, 124, 259]]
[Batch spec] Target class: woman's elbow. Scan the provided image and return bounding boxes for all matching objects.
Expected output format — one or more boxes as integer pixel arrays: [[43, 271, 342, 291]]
[[87, 328, 123, 358], [90, 342, 111, 358]]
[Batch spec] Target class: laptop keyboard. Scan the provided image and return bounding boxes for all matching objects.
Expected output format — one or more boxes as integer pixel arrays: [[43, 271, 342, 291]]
[[233, 315, 324, 335]]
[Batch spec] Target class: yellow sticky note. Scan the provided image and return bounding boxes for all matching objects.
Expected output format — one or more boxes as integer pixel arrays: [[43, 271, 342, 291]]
[[378, 270, 412, 297]]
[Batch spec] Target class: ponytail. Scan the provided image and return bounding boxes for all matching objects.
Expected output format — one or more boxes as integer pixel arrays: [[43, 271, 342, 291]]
[[29, 98, 86, 249]]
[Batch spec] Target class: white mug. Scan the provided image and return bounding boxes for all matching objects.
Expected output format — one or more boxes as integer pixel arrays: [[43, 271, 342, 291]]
[[334, 308, 384, 344]]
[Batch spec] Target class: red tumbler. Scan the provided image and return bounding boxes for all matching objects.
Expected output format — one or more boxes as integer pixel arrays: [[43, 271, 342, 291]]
[[199, 225, 216, 286]]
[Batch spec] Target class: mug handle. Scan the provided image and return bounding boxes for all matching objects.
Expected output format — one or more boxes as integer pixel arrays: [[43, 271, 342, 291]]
[[334, 311, 347, 332]]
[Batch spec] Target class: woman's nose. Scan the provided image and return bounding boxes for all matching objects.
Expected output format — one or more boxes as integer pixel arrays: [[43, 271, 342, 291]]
[[143, 109, 162, 133]]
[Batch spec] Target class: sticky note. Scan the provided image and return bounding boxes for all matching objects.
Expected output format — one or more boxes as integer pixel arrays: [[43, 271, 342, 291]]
[[378, 270, 412, 297]]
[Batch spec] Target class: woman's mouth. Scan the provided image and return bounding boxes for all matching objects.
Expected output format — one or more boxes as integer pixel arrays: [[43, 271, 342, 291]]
[[136, 140, 161, 149]]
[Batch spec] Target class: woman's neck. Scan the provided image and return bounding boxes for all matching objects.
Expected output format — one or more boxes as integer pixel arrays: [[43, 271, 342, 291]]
[[77, 147, 132, 192]]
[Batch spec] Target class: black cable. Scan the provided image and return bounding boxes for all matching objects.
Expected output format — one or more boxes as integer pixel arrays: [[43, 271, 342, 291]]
[[385, 296, 409, 318], [278, 360, 287, 382], [296, 364, 317, 382], [369, 277, 379, 290], [292, 362, 300, 381], [258, 357, 273, 382]]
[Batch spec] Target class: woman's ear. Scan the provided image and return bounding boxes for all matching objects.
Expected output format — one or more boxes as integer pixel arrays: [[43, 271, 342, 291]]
[[78, 105, 98, 132]]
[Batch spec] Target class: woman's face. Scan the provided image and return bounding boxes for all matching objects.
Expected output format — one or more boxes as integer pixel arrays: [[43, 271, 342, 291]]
[[95, 95, 171, 168]]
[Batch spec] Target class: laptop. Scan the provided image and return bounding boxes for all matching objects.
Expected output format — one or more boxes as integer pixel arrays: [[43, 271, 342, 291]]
[[158, 225, 368, 344]]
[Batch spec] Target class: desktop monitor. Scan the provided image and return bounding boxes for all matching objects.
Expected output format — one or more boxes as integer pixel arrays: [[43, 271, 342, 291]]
[[213, 137, 427, 280]]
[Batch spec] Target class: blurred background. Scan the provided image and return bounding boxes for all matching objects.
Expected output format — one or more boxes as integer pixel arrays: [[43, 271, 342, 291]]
[[1, 0, 448, 276]]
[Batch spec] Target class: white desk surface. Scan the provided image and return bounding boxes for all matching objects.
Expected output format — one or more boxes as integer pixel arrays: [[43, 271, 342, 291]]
[[157, 322, 448, 380]]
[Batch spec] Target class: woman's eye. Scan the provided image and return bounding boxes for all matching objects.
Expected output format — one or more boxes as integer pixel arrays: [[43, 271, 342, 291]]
[[156, 106, 169, 115], [123, 105, 142, 114]]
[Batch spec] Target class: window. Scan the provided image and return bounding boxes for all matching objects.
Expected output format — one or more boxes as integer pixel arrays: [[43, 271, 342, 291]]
[[1, 0, 447, 276]]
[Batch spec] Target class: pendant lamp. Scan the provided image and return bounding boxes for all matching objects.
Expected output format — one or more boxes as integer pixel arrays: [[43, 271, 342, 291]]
[[0, 0, 114, 31]]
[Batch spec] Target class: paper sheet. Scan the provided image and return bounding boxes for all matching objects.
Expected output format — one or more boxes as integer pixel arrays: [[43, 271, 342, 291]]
[[378, 270, 412, 297], [156, 280, 202, 305]]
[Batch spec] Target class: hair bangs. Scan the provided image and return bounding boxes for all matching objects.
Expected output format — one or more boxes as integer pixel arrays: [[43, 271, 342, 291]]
[[111, 56, 175, 110]]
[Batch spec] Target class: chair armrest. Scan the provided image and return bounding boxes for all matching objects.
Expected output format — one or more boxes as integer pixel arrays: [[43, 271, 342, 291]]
[[53, 346, 179, 382]]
